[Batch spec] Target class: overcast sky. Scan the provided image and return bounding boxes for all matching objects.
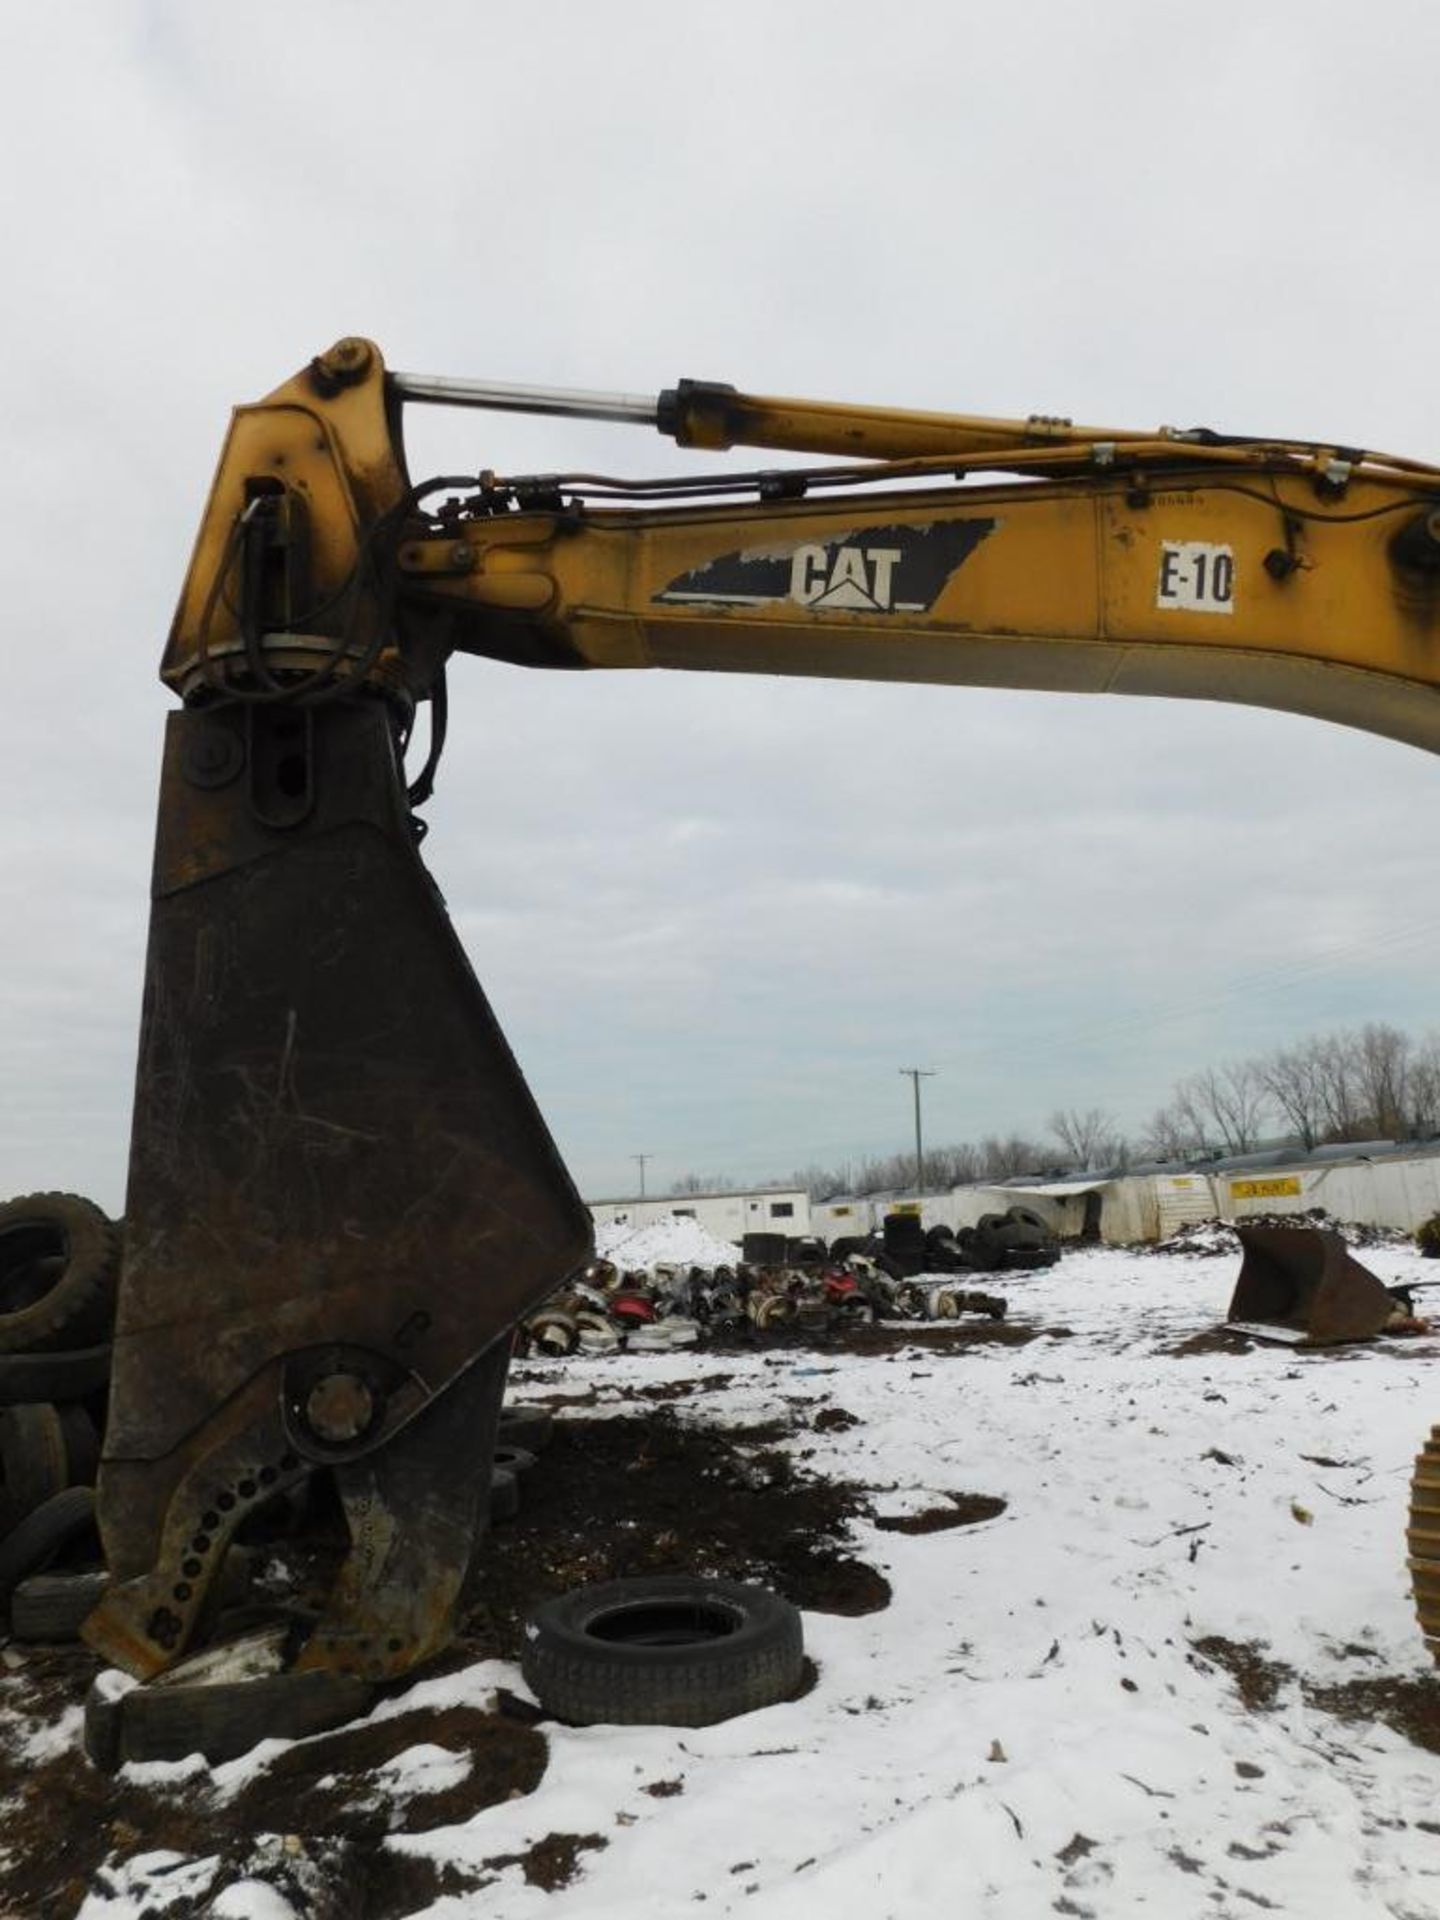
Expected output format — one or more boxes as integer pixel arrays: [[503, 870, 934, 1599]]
[[2, 0, 1439, 1212]]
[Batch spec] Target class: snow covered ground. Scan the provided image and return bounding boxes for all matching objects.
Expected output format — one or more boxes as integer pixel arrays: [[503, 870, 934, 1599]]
[[74, 1240, 1440, 1918]]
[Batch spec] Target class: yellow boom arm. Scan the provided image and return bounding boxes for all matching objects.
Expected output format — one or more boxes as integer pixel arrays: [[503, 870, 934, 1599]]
[[165, 338, 1440, 756]]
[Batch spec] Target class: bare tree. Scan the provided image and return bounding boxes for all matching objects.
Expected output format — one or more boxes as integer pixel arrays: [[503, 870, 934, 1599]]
[[1313, 1031, 1369, 1142], [1183, 1061, 1269, 1154], [1049, 1106, 1123, 1170], [978, 1133, 1050, 1180], [1259, 1040, 1327, 1150], [1409, 1033, 1440, 1138], [668, 1171, 734, 1195], [1351, 1021, 1410, 1138], [935, 1141, 983, 1186], [1137, 1098, 1206, 1161], [791, 1162, 853, 1201]]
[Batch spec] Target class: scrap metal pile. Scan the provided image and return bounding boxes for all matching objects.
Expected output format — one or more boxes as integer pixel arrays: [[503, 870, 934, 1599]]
[[518, 1206, 1060, 1356]]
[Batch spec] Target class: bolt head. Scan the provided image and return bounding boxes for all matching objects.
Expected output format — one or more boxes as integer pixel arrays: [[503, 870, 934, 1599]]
[[314, 337, 374, 388], [305, 1371, 376, 1445]]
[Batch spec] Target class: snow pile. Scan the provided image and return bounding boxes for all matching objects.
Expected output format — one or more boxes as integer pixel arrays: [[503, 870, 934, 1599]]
[[594, 1215, 741, 1271]]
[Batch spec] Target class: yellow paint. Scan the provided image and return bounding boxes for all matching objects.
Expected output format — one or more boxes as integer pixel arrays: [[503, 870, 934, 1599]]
[[1230, 1176, 1303, 1200], [164, 340, 1440, 758]]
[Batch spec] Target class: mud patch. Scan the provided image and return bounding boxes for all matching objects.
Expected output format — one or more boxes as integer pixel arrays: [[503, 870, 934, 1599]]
[[813, 1406, 860, 1433], [461, 1408, 890, 1653], [873, 1493, 1007, 1534], [1192, 1636, 1295, 1710], [1304, 1673, 1440, 1754], [483, 1830, 607, 1890], [591, 1373, 737, 1404], [1195, 1634, 1440, 1758], [0, 1408, 884, 1917], [235, 1702, 546, 1838], [1169, 1327, 1257, 1358], [0, 1692, 546, 1918]]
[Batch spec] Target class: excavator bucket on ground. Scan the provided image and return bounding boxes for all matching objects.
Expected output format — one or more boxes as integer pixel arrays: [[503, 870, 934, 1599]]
[[1226, 1225, 1395, 1347]]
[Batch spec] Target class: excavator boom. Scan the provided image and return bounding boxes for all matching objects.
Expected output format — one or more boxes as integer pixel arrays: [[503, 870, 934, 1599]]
[[83, 337, 1440, 1688]]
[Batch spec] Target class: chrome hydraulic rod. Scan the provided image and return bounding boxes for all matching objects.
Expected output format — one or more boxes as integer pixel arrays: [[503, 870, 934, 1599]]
[[390, 369, 658, 426]]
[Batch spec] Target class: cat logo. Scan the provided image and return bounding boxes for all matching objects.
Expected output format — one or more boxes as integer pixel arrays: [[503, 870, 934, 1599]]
[[790, 544, 904, 611], [653, 518, 996, 615]]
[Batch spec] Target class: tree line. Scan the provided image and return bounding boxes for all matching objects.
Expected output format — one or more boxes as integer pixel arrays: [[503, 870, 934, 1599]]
[[666, 1020, 1440, 1199]]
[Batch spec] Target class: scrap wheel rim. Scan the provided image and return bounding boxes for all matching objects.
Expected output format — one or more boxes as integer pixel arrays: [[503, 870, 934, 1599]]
[[1407, 1426, 1440, 1660]]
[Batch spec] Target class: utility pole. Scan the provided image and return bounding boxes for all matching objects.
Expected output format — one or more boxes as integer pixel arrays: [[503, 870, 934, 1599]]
[[632, 1153, 652, 1198], [899, 1069, 936, 1195]]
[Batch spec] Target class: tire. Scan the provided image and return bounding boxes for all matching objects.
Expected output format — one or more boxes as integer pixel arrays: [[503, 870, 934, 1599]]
[[0, 1195, 119, 1354], [59, 1404, 100, 1487], [521, 1574, 804, 1729], [967, 1233, 1008, 1273], [490, 1464, 519, 1524], [1004, 1247, 1059, 1270], [882, 1215, 925, 1253], [499, 1406, 554, 1452], [494, 1444, 537, 1480], [11, 1568, 109, 1642], [629, 1327, 671, 1351], [528, 1312, 579, 1357], [750, 1296, 792, 1331], [741, 1234, 789, 1268], [1004, 1205, 1051, 1234], [84, 1662, 375, 1771], [0, 1404, 68, 1533], [996, 1225, 1045, 1252], [0, 1487, 97, 1609], [0, 1344, 112, 1406]]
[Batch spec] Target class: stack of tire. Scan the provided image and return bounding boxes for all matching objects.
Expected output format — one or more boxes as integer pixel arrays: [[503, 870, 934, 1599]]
[[0, 1192, 119, 1639], [966, 1206, 1060, 1273], [877, 1213, 929, 1279], [878, 1208, 1059, 1278]]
